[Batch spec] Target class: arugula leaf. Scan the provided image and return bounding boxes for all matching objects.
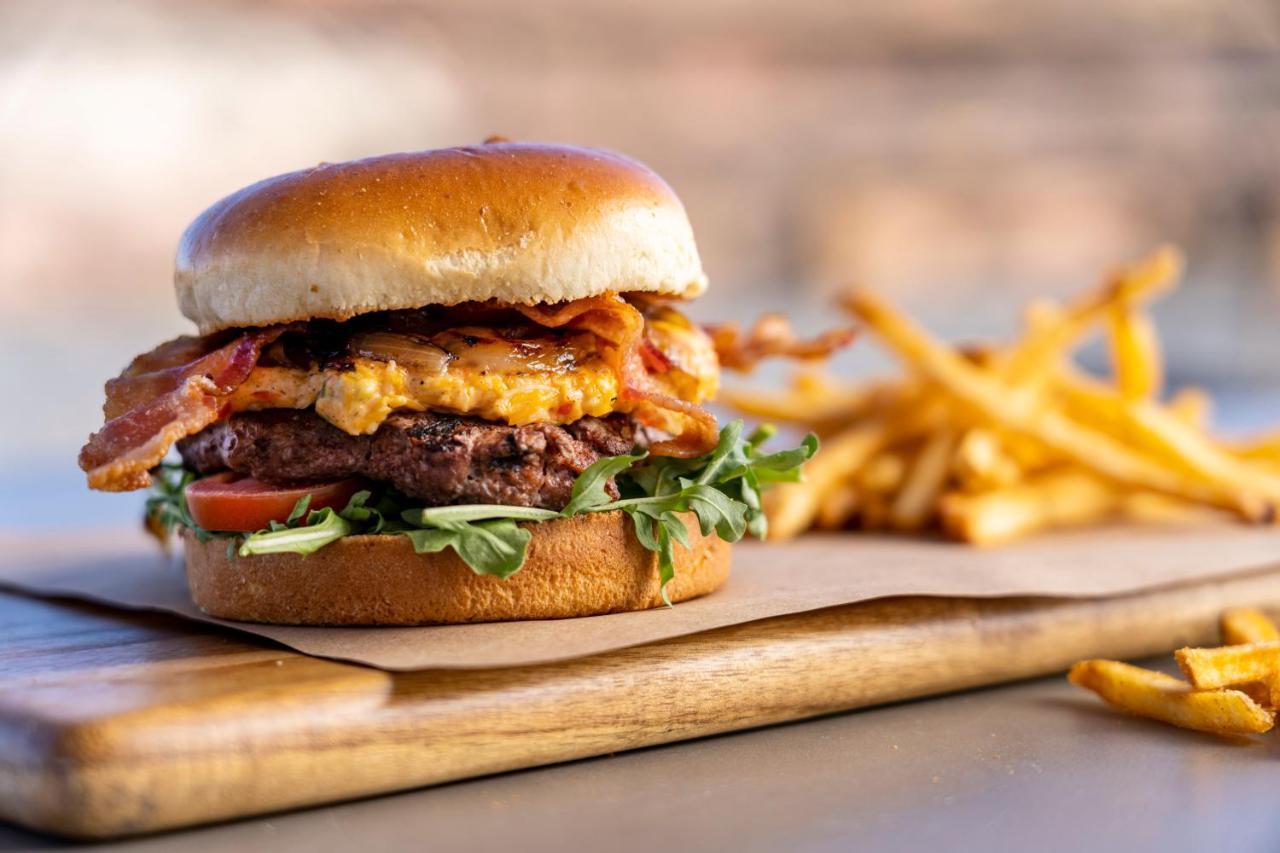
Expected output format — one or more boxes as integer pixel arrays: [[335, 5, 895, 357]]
[[144, 463, 213, 543], [402, 519, 531, 579], [628, 509, 661, 552], [686, 484, 748, 541], [285, 494, 312, 525], [580, 421, 817, 599], [693, 418, 746, 486], [560, 451, 648, 516], [746, 422, 777, 449], [403, 504, 560, 526], [655, 519, 676, 605], [340, 490, 408, 533], [399, 506, 552, 577], [239, 507, 353, 556], [453, 520, 532, 579], [662, 510, 692, 549]]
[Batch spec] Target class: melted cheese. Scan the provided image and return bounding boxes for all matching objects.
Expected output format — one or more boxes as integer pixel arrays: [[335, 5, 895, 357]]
[[229, 357, 622, 435], [647, 312, 720, 403], [226, 307, 720, 437]]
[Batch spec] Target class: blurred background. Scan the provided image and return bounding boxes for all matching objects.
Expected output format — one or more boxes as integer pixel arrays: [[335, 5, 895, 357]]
[[4, 0, 1280, 529]]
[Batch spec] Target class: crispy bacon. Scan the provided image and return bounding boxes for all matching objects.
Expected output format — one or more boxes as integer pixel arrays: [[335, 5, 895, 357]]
[[79, 329, 284, 491], [81, 296, 847, 487], [516, 295, 719, 457], [638, 338, 673, 374], [708, 314, 856, 373]]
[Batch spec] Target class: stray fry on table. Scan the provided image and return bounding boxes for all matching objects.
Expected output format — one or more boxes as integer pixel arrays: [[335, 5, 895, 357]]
[[1071, 607, 1280, 737], [1221, 607, 1280, 645], [1068, 659, 1274, 736], [1175, 642, 1280, 691]]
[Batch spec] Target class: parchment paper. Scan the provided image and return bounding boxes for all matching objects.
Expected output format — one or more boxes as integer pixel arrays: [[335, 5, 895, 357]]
[[2, 523, 1279, 670]]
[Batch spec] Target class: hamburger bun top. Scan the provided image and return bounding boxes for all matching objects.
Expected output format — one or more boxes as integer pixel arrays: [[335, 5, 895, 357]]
[[175, 142, 707, 334]]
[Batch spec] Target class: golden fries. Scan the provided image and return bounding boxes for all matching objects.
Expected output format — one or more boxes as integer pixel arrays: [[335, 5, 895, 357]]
[[1068, 659, 1274, 736], [1107, 303, 1162, 400], [889, 430, 956, 531], [1221, 608, 1280, 645], [952, 428, 1022, 492], [815, 483, 860, 531], [845, 289, 1269, 519], [940, 469, 1120, 546], [1003, 246, 1181, 384], [729, 245, 1280, 545], [764, 422, 892, 540], [1070, 608, 1280, 738], [1165, 386, 1212, 429], [1175, 642, 1280, 690]]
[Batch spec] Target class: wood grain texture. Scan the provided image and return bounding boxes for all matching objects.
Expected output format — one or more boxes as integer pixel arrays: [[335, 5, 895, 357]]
[[5, 566, 1280, 839]]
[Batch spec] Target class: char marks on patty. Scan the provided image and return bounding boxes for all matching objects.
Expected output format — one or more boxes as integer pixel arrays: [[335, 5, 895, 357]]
[[176, 410, 642, 510]]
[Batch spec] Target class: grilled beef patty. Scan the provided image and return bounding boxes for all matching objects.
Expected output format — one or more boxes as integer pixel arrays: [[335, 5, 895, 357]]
[[177, 410, 642, 509]]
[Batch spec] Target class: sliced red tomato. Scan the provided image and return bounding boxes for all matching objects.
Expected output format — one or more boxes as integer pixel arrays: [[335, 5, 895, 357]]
[[185, 473, 363, 532]]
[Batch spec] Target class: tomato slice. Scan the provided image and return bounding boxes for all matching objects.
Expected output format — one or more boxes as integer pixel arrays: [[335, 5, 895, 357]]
[[185, 473, 363, 532]]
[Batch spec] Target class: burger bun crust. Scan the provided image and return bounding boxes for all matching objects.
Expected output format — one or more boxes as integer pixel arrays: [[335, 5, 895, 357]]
[[176, 142, 707, 334], [183, 511, 729, 626]]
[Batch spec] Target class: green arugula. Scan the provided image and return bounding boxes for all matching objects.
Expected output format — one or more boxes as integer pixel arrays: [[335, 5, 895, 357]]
[[239, 506, 353, 556], [562, 422, 819, 602], [144, 463, 214, 543], [148, 420, 818, 598]]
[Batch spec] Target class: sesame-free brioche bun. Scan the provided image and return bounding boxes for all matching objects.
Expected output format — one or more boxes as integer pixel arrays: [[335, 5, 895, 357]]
[[183, 511, 730, 626], [176, 142, 708, 334]]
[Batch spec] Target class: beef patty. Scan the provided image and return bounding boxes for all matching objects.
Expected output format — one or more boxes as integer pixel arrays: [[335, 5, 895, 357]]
[[177, 410, 642, 509]]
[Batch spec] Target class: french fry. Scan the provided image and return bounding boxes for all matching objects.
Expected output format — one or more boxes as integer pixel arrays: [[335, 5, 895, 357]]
[[732, 245, 1280, 547], [1235, 431, 1280, 465], [940, 469, 1120, 546], [890, 430, 956, 530], [1235, 681, 1278, 708], [859, 451, 907, 495], [1215, 610, 1280, 708], [1221, 608, 1280, 645], [843, 289, 1272, 521], [1208, 612, 1280, 701], [991, 427, 1062, 472], [1119, 491, 1222, 526], [1107, 303, 1162, 400], [765, 422, 891, 540], [1175, 642, 1280, 690], [952, 428, 1022, 492], [1002, 246, 1182, 383], [1167, 386, 1212, 430], [720, 378, 889, 431], [1052, 367, 1280, 506], [1068, 659, 1274, 736], [859, 491, 891, 531], [816, 483, 860, 531]]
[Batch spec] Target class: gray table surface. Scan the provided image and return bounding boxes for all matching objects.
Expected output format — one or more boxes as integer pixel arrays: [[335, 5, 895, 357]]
[[3, 657, 1278, 853]]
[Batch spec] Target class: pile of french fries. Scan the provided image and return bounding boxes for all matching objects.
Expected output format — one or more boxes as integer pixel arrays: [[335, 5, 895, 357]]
[[1071, 607, 1280, 736], [729, 246, 1280, 545]]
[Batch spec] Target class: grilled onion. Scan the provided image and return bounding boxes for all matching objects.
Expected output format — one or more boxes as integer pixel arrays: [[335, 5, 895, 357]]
[[437, 328, 579, 374], [349, 332, 451, 374]]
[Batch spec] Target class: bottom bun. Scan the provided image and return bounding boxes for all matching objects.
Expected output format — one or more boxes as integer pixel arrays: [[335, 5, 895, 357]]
[[183, 510, 730, 625]]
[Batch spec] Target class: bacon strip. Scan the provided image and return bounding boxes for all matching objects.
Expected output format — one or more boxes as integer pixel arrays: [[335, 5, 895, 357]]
[[517, 295, 719, 457], [79, 329, 284, 491], [709, 314, 856, 373]]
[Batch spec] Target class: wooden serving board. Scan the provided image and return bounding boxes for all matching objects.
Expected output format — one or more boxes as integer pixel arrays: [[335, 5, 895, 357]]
[[6, 566, 1280, 840]]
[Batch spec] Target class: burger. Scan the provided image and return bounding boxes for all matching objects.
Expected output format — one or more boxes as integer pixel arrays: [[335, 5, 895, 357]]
[[79, 141, 850, 625]]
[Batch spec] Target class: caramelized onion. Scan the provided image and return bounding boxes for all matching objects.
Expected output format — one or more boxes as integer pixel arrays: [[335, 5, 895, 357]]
[[438, 328, 578, 374], [350, 332, 451, 374]]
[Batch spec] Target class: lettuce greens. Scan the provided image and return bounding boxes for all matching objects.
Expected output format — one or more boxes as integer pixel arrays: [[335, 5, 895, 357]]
[[148, 420, 817, 598]]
